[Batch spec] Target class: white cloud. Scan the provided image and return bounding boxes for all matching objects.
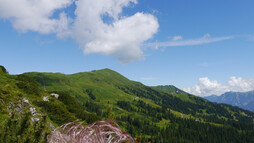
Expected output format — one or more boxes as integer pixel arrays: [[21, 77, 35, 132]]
[[0, 0, 159, 64], [227, 76, 254, 92], [0, 0, 74, 34], [184, 77, 254, 97], [145, 34, 233, 49], [71, 0, 159, 64]]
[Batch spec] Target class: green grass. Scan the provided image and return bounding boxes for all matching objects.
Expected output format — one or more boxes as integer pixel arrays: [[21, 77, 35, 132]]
[[156, 119, 171, 127]]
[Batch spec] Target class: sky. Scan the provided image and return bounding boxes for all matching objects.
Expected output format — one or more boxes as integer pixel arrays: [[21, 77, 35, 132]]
[[1, 0, 254, 97]]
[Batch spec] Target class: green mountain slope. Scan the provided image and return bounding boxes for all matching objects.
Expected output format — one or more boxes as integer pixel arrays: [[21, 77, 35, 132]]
[[153, 85, 186, 94], [24, 69, 254, 122], [204, 91, 254, 112], [1, 66, 254, 142], [0, 66, 101, 142], [23, 68, 254, 142]]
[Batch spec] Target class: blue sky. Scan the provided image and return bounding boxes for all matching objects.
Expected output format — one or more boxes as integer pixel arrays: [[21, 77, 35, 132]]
[[1, 0, 254, 96]]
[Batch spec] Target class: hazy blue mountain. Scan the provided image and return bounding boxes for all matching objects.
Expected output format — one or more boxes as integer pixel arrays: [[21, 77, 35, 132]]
[[203, 94, 219, 102], [204, 91, 254, 112]]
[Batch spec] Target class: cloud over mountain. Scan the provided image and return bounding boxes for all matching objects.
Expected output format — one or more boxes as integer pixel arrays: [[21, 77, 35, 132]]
[[184, 76, 254, 97]]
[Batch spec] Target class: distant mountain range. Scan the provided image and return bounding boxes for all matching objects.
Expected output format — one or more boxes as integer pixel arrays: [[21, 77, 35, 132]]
[[204, 91, 254, 112]]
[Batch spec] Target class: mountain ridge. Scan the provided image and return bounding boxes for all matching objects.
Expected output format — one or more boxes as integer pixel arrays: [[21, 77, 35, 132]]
[[23, 69, 254, 122], [204, 90, 254, 112]]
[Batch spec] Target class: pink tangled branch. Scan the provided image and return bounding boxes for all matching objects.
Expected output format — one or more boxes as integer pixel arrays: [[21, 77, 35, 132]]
[[48, 120, 134, 143]]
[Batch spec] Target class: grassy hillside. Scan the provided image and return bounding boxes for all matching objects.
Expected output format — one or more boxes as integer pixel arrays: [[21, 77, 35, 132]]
[[153, 85, 186, 94], [1, 66, 254, 142], [24, 69, 254, 122], [23, 68, 254, 142], [0, 67, 101, 142], [152, 85, 192, 101]]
